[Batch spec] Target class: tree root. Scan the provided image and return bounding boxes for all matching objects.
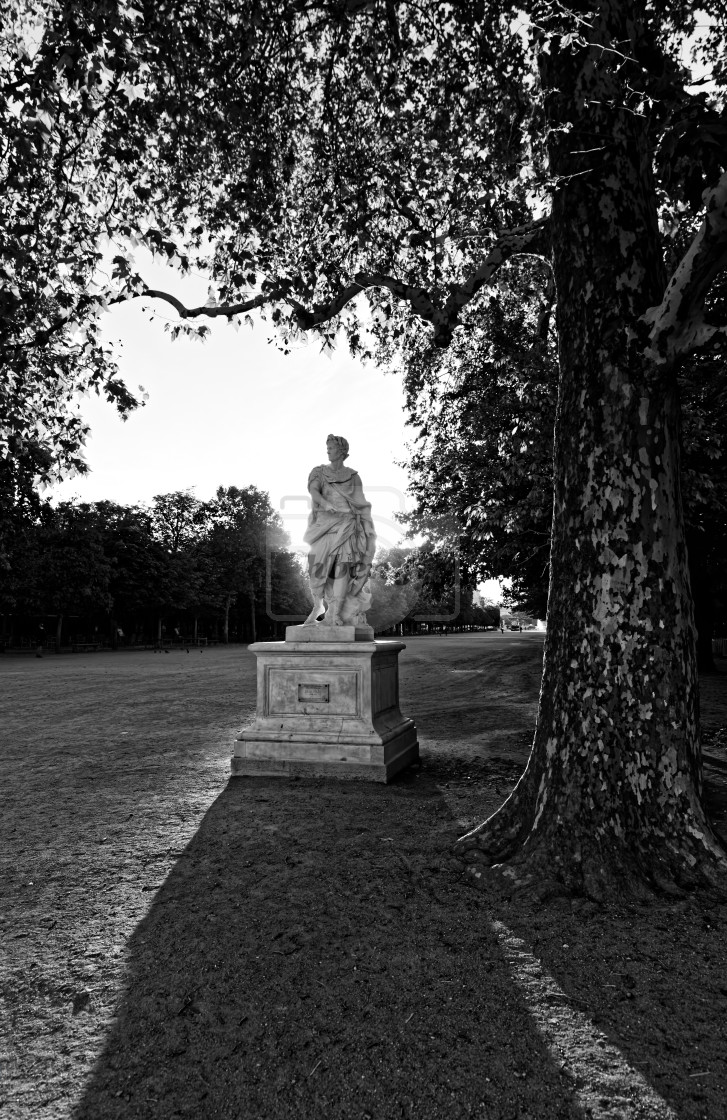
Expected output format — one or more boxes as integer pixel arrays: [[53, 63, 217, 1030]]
[[456, 800, 727, 904]]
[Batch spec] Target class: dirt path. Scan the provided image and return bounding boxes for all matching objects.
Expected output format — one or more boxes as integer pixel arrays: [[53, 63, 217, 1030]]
[[1, 636, 726, 1119]]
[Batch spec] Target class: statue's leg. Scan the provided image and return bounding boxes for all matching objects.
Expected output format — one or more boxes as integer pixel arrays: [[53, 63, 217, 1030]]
[[304, 558, 326, 624], [303, 594, 326, 625], [324, 562, 350, 626]]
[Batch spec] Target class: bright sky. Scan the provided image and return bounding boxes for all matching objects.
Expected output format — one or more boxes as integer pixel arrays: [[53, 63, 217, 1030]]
[[50, 254, 414, 549], [49, 253, 504, 602]]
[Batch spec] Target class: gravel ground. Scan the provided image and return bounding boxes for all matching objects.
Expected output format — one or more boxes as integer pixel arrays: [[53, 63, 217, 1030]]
[[1, 635, 726, 1120]]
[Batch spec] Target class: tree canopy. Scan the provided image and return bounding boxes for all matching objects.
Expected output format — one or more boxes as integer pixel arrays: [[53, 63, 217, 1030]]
[[4, 2, 726, 474]]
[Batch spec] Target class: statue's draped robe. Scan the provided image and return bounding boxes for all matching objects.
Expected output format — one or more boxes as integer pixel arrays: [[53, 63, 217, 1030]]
[[304, 465, 375, 584]]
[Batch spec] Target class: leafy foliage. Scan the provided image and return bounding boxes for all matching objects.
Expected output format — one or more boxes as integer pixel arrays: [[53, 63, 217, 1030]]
[[399, 299, 727, 630], [3, 484, 307, 643], [14, 501, 114, 650], [195, 486, 281, 639], [399, 259, 557, 617], [372, 541, 483, 629], [4, 1, 727, 497], [1, 0, 157, 498]]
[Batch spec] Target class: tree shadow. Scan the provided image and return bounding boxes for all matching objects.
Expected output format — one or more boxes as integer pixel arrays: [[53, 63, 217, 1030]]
[[74, 772, 586, 1120], [467, 766, 727, 1120], [398, 754, 727, 1119], [494, 886, 727, 1120]]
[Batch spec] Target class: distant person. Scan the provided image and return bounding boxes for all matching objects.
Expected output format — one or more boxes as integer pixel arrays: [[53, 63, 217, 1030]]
[[36, 622, 45, 658]]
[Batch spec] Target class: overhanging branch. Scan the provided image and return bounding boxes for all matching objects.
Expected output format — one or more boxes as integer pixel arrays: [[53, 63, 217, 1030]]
[[138, 288, 285, 319], [296, 272, 442, 331], [441, 217, 552, 338], [645, 169, 727, 362], [300, 217, 551, 345], [103, 216, 553, 348]]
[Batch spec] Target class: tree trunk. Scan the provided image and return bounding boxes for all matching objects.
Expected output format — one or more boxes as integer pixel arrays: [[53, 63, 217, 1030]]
[[460, 5, 727, 897]]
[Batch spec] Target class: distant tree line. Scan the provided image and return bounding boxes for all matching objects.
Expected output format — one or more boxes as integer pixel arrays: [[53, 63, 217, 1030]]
[[1, 483, 505, 650], [369, 543, 500, 636], [0, 486, 310, 651]]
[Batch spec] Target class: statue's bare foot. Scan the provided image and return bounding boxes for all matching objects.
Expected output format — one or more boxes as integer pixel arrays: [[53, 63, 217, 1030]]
[[303, 602, 325, 625]]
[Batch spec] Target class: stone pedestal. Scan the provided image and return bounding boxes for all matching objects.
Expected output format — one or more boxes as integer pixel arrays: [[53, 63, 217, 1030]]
[[232, 630, 418, 782]]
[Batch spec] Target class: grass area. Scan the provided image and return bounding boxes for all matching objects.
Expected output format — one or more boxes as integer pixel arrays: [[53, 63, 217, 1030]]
[[1, 636, 726, 1119]]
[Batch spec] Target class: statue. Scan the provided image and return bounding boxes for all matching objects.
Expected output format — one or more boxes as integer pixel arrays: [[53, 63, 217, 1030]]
[[303, 434, 376, 628]]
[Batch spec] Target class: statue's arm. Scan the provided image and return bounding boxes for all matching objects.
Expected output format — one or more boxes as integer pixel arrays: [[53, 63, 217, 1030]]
[[350, 472, 370, 507], [308, 470, 335, 513], [308, 478, 324, 510], [351, 474, 375, 533]]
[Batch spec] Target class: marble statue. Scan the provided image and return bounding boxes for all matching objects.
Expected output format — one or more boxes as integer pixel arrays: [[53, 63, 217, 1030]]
[[303, 434, 376, 628]]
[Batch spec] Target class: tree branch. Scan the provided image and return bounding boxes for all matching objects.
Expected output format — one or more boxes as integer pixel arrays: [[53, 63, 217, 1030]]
[[78, 217, 553, 349], [137, 288, 276, 319], [299, 217, 552, 345], [441, 217, 551, 341], [645, 170, 727, 362]]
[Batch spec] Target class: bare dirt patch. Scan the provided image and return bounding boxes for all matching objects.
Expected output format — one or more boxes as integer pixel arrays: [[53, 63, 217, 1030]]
[[1, 635, 726, 1119]]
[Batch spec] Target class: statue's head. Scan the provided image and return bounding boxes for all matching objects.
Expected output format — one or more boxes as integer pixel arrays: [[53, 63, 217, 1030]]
[[326, 434, 349, 461]]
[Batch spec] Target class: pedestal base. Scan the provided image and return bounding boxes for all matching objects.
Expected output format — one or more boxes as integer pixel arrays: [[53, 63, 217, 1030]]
[[232, 639, 418, 783]]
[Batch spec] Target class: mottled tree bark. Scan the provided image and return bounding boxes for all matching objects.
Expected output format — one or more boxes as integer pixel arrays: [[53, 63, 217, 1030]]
[[460, 3, 727, 897]]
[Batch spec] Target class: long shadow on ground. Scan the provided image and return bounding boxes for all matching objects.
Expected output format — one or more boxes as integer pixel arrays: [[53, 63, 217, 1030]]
[[434, 753, 727, 1120], [496, 885, 727, 1120], [73, 769, 586, 1120], [67, 745, 727, 1120]]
